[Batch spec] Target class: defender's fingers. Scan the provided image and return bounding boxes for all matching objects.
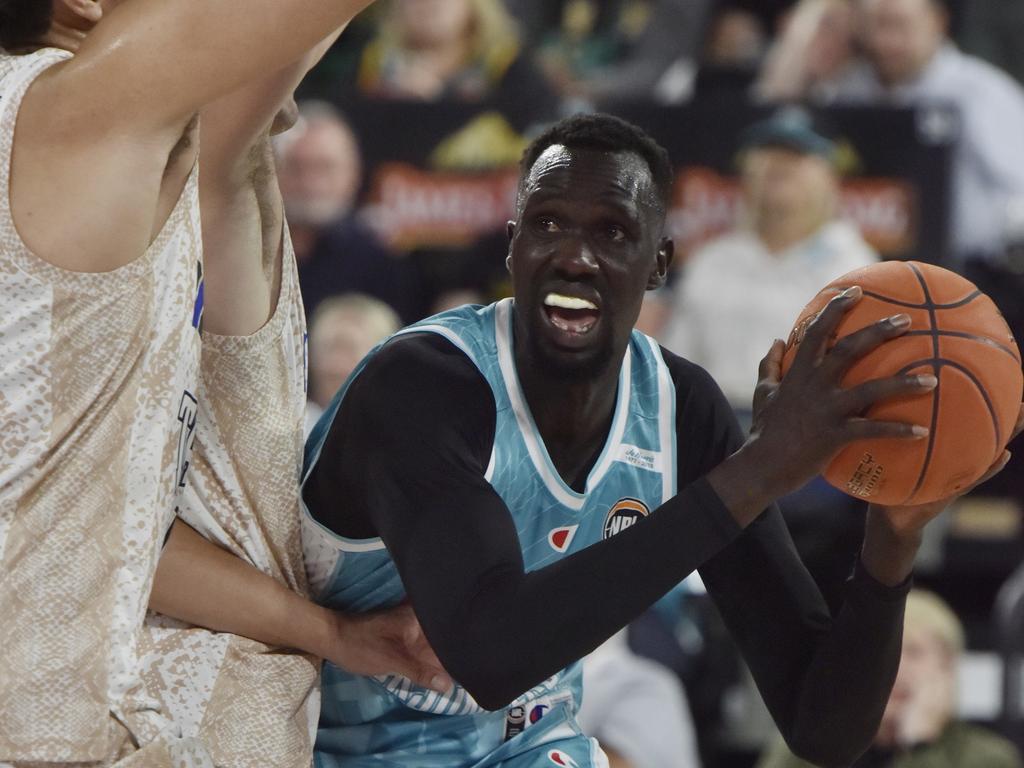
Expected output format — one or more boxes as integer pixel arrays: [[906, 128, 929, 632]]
[[401, 662, 453, 694], [793, 287, 862, 370], [822, 314, 913, 379], [842, 373, 938, 414]]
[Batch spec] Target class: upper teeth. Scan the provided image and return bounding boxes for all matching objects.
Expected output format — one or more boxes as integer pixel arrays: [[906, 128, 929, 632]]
[[544, 293, 597, 311]]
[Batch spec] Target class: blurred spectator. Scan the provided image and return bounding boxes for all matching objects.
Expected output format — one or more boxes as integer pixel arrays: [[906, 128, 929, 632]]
[[754, 0, 858, 102], [704, 7, 768, 70], [533, 0, 712, 106], [350, 0, 558, 113], [306, 294, 402, 432], [579, 631, 702, 768], [692, 6, 768, 101], [758, 590, 1024, 768], [657, 108, 876, 409], [830, 0, 1024, 267], [276, 101, 417, 322]]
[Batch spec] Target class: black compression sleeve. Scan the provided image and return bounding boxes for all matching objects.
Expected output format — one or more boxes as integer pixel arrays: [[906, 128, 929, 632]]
[[307, 334, 743, 710], [660, 351, 910, 766]]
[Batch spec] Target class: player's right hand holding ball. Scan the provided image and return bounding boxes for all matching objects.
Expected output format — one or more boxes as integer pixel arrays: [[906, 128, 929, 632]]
[[710, 286, 939, 519]]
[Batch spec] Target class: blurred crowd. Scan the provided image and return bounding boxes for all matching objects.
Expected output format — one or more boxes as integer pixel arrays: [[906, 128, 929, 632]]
[[280, 1, 1024, 766]]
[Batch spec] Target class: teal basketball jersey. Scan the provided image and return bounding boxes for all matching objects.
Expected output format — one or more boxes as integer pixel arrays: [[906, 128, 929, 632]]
[[301, 299, 678, 767]]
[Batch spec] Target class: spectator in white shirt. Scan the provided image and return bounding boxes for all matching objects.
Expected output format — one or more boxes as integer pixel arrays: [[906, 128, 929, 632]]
[[659, 108, 877, 411], [831, 0, 1024, 267], [579, 631, 702, 768]]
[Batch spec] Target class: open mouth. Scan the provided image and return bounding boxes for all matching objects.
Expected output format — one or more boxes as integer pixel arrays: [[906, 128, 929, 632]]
[[542, 293, 601, 337]]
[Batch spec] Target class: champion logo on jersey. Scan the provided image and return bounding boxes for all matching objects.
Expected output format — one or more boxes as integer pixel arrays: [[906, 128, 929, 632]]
[[548, 525, 579, 553], [548, 750, 580, 767], [603, 498, 650, 539]]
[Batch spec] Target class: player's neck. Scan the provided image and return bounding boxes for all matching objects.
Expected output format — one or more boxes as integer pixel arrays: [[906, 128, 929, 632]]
[[38, 24, 87, 54], [514, 350, 621, 460]]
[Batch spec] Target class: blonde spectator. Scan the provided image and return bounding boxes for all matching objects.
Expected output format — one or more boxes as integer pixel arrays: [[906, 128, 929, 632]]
[[355, 0, 556, 108], [755, 0, 858, 102], [307, 294, 402, 431], [758, 590, 1023, 768]]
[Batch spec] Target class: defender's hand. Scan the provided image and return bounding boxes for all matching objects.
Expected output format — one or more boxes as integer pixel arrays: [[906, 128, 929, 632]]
[[746, 286, 937, 500], [325, 603, 452, 693]]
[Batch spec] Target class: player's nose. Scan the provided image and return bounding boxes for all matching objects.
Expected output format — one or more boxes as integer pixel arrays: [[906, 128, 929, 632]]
[[552, 237, 599, 279]]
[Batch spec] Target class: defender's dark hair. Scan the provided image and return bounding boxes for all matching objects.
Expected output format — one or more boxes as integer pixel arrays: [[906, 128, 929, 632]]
[[0, 0, 52, 50], [518, 113, 674, 213]]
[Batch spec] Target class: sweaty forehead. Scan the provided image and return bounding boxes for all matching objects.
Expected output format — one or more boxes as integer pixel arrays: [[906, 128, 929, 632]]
[[521, 145, 657, 209]]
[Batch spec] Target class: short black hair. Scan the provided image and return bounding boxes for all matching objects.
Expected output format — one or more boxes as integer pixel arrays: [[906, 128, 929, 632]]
[[0, 0, 52, 50], [518, 113, 674, 214]]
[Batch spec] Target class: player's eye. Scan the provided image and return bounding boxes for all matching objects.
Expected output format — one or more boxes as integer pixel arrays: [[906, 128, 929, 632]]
[[606, 224, 627, 242], [536, 216, 560, 233]]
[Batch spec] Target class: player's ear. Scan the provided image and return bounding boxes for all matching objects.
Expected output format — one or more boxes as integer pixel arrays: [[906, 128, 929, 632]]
[[505, 221, 516, 274], [58, 0, 103, 25], [647, 237, 673, 290]]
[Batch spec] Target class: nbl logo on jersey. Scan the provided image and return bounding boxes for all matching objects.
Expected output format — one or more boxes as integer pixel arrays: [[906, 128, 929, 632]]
[[603, 498, 650, 539]]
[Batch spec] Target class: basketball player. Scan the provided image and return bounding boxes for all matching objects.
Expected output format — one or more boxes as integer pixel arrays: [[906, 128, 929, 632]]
[[137, 36, 448, 766], [0, 0, 398, 763], [299, 114, 1021, 767]]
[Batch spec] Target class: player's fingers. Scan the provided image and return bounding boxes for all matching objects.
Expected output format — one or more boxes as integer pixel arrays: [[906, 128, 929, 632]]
[[1011, 403, 1024, 442], [758, 339, 786, 384], [842, 373, 938, 414], [822, 313, 912, 379], [793, 287, 862, 370], [962, 450, 1013, 494], [841, 417, 929, 443]]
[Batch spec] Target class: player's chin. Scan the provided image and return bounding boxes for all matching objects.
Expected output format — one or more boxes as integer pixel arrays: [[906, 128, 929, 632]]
[[533, 326, 614, 379]]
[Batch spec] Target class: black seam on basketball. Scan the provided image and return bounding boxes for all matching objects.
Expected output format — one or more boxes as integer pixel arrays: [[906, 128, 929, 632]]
[[901, 330, 1022, 363], [894, 358, 1003, 500], [940, 360, 1002, 450], [907, 263, 940, 503], [859, 289, 982, 310]]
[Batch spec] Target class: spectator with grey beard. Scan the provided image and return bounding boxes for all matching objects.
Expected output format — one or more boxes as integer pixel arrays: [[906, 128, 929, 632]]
[[276, 101, 417, 321], [829, 0, 1024, 270]]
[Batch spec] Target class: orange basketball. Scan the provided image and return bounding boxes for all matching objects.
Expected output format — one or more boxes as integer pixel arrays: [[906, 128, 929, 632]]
[[781, 261, 1023, 506]]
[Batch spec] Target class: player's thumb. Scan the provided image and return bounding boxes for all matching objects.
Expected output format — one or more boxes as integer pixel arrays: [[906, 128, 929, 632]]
[[759, 338, 786, 384]]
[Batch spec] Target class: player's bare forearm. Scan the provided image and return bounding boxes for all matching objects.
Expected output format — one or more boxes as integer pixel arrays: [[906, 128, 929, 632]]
[[55, 0, 373, 137], [199, 29, 344, 188], [151, 519, 338, 659], [152, 520, 452, 691]]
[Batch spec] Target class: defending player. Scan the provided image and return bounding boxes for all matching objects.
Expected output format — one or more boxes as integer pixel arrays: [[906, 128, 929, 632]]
[[300, 114, 1021, 767], [0, 0, 394, 762], [139, 37, 448, 766]]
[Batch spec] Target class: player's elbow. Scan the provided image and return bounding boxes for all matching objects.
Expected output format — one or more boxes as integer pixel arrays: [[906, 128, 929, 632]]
[[436, 640, 534, 712], [444, 661, 528, 712]]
